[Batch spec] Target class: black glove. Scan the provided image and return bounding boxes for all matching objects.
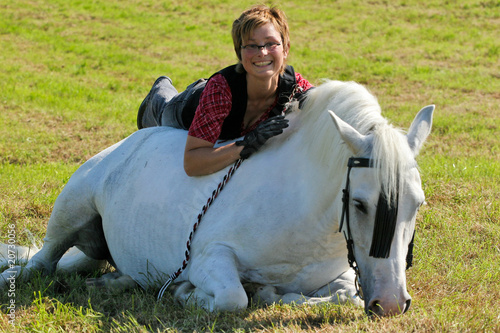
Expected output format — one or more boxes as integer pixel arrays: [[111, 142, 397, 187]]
[[235, 115, 289, 159]]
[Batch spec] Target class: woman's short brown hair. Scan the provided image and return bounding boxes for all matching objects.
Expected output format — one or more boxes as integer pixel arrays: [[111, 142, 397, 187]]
[[232, 5, 290, 74]]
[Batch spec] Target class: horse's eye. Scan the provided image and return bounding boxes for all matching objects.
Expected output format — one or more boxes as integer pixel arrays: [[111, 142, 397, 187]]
[[354, 200, 367, 214]]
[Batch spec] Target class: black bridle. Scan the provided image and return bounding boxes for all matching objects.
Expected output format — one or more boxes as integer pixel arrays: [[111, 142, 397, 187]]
[[339, 157, 415, 299]]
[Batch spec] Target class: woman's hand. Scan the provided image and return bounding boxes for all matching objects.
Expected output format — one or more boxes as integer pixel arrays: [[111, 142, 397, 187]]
[[235, 115, 289, 159]]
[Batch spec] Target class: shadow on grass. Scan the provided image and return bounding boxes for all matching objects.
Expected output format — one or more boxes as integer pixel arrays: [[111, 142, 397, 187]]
[[0, 270, 364, 332]]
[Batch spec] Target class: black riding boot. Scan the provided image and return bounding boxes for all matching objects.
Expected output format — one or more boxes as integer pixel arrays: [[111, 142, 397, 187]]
[[137, 76, 178, 129]]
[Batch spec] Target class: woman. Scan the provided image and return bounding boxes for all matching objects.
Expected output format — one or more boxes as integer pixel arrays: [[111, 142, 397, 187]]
[[137, 5, 313, 176]]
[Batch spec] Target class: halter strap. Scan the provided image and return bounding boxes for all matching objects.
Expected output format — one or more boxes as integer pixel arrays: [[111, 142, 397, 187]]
[[348, 157, 372, 168], [339, 158, 371, 234], [339, 158, 371, 298]]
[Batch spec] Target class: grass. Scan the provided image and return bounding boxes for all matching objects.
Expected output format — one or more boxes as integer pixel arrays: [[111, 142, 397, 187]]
[[1, 0, 499, 331]]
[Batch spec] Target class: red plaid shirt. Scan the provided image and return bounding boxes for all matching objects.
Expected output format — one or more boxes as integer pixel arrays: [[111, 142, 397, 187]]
[[188, 73, 313, 143]]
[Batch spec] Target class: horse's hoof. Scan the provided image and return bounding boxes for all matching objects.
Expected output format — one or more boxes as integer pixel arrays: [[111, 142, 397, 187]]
[[86, 277, 105, 288]]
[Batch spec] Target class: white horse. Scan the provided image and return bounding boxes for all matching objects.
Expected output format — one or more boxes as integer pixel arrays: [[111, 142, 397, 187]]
[[0, 81, 434, 316]]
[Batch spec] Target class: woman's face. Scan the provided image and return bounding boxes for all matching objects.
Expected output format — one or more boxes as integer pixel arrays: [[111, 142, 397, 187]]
[[240, 22, 289, 81]]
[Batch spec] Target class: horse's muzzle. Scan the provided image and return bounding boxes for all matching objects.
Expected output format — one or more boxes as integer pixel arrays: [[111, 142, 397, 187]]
[[367, 296, 412, 317]]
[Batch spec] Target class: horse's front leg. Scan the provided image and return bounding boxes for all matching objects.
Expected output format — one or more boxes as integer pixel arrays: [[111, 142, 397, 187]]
[[177, 245, 248, 311], [251, 270, 363, 307], [310, 269, 363, 305]]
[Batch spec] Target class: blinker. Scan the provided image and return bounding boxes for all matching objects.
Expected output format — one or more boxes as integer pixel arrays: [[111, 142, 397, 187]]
[[340, 157, 414, 268]]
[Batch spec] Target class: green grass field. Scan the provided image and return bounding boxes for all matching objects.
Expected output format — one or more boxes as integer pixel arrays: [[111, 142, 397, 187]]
[[1, 0, 499, 331]]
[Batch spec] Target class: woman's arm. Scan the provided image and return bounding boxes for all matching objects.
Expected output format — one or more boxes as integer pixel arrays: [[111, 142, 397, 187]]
[[183, 75, 240, 176], [184, 115, 289, 177], [184, 135, 243, 177]]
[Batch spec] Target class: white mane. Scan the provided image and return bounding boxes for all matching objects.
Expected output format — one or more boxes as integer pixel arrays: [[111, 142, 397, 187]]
[[293, 80, 413, 201]]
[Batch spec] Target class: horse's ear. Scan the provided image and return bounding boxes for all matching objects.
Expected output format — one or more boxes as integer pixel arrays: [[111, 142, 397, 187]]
[[328, 110, 368, 155], [407, 105, 434, 156]]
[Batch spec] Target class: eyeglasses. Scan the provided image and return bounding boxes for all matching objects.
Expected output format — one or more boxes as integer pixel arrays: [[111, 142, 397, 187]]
[[240, 42, 281, 53]]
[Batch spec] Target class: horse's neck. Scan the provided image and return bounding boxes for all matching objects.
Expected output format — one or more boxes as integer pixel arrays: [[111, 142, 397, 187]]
[[289, 110, 351, 182], [272, 113, 349, 220]]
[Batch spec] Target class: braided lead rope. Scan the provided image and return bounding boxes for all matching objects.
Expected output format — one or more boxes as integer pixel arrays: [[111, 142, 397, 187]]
[[284, 84, 304, 114], [157, 158, 243, 300], [156, 88, 301, 301]]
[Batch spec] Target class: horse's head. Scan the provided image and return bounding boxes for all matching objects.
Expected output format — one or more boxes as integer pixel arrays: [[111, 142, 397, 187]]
[[329, 105, 434, 316]]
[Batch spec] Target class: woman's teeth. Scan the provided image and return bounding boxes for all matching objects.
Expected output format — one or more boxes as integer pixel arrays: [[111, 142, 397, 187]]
[[255, 61, 272, 67]]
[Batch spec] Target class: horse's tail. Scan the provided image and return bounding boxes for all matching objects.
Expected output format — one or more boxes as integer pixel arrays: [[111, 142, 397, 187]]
[[1, 243, 108, 274], [0, 243, 40, 268]]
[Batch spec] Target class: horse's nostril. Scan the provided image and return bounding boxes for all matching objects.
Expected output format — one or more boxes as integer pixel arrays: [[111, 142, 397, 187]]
[[368, 299, 383, 317], [403, 298, 412, 313]]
